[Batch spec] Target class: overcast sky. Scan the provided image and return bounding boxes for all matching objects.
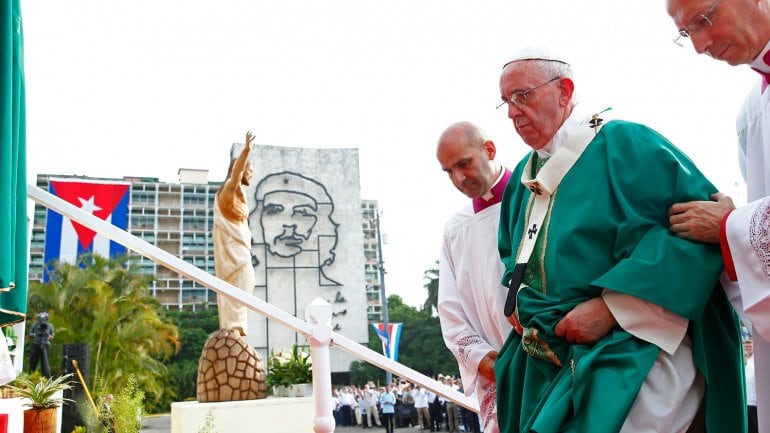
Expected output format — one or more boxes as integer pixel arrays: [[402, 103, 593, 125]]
[[22, 0, 757, 308]]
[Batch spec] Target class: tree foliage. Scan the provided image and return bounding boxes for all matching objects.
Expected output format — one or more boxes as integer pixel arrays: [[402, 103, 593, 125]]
[[349, 326, 387, 386], [27, 254, 180, 409], [110, 375, 145, 433], [422, 261, 439, 315], [389, 295, 457, 378], [161, 307, 219, 405], [349, 294, 458, 385]]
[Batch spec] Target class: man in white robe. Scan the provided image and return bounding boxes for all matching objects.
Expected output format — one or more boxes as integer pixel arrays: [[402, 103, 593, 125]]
[[213, 131, 256, 336], [435, 121, 513, 433], [665, 0, 770, 430]]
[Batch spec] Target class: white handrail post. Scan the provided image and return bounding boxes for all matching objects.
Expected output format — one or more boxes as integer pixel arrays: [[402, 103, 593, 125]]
[[305, 297, 335, 433]]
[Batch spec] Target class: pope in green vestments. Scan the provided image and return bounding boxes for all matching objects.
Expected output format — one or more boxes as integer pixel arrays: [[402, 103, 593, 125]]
[[494, 117, 746, 433]]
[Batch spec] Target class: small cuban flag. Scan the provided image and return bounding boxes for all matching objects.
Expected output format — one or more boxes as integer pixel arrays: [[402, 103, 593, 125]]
[[43, 178, 131, 280], [371, 322, 403, 362]]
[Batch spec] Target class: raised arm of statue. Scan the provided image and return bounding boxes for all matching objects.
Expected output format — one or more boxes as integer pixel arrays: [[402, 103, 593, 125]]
[[217, 131, 255, 222]]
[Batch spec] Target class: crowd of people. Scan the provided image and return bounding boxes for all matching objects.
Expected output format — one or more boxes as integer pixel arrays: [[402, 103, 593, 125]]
[[332, 375, 482, 432]]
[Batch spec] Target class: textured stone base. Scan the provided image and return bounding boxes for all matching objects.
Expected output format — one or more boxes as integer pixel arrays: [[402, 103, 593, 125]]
[[196, 329, 268, 402], [171, 397, 314, 433]]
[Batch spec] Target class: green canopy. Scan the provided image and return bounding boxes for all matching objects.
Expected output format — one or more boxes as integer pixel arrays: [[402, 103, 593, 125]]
[[0, 0, 27, 326]]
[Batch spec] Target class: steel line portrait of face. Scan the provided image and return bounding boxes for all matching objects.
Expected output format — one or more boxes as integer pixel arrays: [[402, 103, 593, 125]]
[[249, 171, 341, 286]]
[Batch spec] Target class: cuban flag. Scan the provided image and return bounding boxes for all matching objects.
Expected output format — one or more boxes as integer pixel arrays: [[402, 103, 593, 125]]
[[371, 322, 403, 362], [43, 179, 131, 279]]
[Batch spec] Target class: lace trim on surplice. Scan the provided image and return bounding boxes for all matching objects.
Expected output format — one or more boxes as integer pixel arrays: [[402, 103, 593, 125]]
[[454, 334, 485, 365], [479, 382, 497, 429], [749, 198, 770, 279]]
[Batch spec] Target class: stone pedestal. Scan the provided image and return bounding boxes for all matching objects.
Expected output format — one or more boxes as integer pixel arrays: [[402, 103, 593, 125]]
[[171, 397, 314, 433], [196, 329, 268, 402]]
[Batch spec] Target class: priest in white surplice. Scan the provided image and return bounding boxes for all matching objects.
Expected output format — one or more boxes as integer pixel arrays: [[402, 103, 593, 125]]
[[436, 121, 513, 433], [665, 0, 770, 430], [213, 131, 256, 336]]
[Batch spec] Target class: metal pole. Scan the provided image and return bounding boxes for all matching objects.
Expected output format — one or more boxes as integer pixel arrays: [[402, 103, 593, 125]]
[[71, 359, 97, 413], [374, 213, 392, 386]]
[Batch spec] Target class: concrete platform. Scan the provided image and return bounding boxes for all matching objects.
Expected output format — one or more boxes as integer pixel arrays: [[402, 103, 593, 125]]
[[144, 410, 425, 433], [171, 397, 316, 433]]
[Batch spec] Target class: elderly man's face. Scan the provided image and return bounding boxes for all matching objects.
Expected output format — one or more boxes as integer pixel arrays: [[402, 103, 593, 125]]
[[260, 191, 318, 257], [499, 61, 569, 150], [666, 0, 767, 65]]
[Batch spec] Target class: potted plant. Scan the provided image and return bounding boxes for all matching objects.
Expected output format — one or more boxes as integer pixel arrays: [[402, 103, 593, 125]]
[[267, 348, 292, 396], [267, 345, 313, 397], [5, 373, 74, 433], [287, 345, 312, 397]]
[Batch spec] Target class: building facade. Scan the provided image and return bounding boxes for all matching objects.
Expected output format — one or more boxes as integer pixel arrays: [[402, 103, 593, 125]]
[[30, 170, 222, 308], [236, 144, 369, 371], [361, 199, 385, 323], [30, 172, 384, 316], [29, 147, 384, 372]]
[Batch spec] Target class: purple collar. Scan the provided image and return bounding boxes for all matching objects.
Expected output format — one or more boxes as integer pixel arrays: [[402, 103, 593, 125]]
[[472, 168, 512, 213], [751, 50, 770, 94]]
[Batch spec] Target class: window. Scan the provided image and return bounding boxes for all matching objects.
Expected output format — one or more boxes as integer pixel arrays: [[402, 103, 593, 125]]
[[131, 215, 155, 229], [139, 259, 154, 275], [182, 233, 207, 252], [30, 232, 45, 249], [137, 232, 156, 243], [182, 210, 207, 230], [34, 208, 46, 222], [183, 194, 207, 206], [132, 190, 156, 204], [182, 289, 207, 304]]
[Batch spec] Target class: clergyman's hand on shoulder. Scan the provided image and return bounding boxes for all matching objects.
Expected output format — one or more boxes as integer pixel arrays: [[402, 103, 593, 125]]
[[668, 192, 735, 244], [554, 297, 616, 345]]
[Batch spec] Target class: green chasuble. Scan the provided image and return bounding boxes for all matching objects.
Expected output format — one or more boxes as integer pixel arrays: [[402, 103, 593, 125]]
[[0, 0, 28, 326], [494, 120, 745, 433]]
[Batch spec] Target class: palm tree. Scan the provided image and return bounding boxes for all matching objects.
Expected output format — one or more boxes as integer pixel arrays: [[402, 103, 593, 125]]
[[28, 254, 180, 405], [422, 261, 439, 314]]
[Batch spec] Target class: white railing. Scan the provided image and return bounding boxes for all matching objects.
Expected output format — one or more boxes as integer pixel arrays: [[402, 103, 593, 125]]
[[27, 184, 480, 433]]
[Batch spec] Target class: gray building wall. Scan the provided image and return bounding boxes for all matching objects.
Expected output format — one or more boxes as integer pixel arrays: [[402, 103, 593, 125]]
[[233, 144, 369, 372]]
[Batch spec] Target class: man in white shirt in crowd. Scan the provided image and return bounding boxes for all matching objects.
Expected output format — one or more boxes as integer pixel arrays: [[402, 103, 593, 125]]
[[412, 385, 432, 431], [364, 384, 381, 428]]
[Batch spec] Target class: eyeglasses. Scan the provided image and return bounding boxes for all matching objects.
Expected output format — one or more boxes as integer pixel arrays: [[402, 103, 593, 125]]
[[673, 0, 721, 47], [496, 76, 561, 109]]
